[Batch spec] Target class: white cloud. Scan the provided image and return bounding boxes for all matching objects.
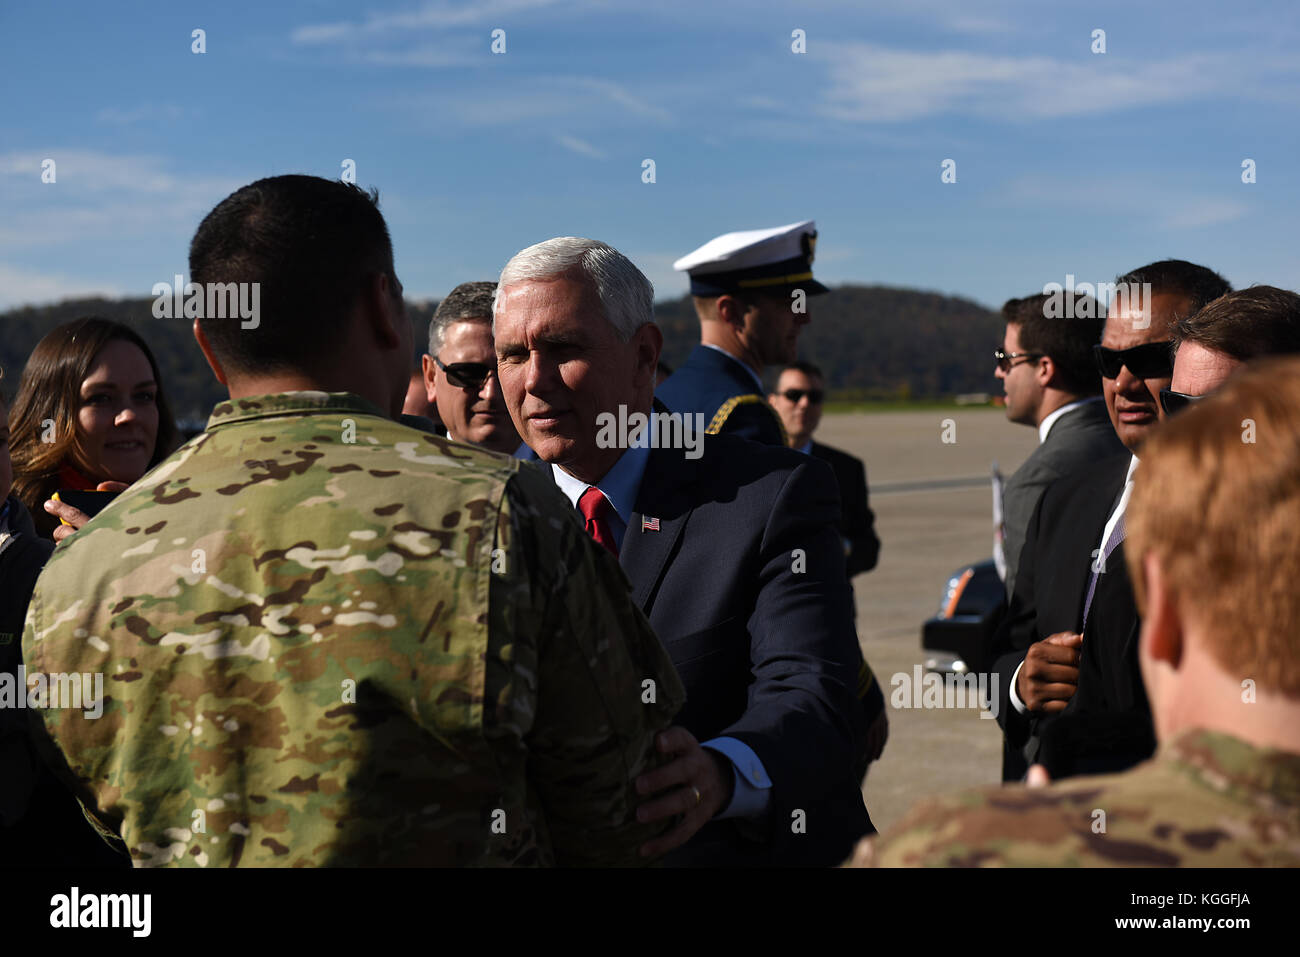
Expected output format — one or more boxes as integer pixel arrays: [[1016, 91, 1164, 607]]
[[291, 0, 565, 46], [0, 262, 123, 311], [555, 134, 607, 159], [0, 150, 244, 250], [814, 43, 1297, 122], [1164, 200, 1249, 230]]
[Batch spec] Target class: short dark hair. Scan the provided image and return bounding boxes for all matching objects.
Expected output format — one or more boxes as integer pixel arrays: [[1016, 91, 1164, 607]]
[[777, 360, 824, 382], [1173, 285, 1300, 361], [1116, 260, 1232, 317], [189, 175, 396, 374], [429, 281, 497, 354], [1002, 292, 1104, 396]]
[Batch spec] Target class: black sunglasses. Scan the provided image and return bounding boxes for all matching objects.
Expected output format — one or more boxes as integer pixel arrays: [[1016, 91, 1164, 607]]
[[993, 349, 1043, 373], [1093, 342, 1174, 380], [435, 357, 495, 391], [1159, 388, 1205, 417], [778, 388, 824, 404]]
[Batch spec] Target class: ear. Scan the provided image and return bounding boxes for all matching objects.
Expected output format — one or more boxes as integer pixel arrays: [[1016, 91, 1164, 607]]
[[421, 353, 437, 405], [1036, 354, 1056, 388], [1139, 550, 1183, 671], [360, 272, 403, 350], [715, 294, 749, 332], [632, 322, 663, 385], [193, 320, 229, 387]]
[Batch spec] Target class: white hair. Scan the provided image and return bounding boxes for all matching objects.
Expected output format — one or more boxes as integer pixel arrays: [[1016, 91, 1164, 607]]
[[493, 237, 654, 342]]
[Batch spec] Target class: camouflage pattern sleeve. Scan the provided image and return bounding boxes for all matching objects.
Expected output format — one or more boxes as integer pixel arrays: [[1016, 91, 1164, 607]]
[[493, 464, 686, 867]]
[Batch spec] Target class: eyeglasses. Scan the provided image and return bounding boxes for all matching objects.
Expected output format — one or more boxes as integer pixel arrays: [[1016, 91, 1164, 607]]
[[435, 357, 495, 391], [1159, 388, 1205, 417], [1093, 342, 1174, 380], [993, 350, 1042, 372], [778, 388, 824, 404]]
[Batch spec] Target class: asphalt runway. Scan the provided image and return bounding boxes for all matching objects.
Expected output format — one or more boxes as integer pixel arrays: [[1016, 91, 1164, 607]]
[[815, 408, 1039, 833]]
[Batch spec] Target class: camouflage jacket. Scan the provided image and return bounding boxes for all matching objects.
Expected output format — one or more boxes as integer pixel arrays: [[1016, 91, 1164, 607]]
[[860, 729, 1300, 867], [22, 392, 685, 867]]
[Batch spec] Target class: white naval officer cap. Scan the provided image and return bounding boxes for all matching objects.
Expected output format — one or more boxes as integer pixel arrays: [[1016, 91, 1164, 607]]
[[673, 220, 828, 297]]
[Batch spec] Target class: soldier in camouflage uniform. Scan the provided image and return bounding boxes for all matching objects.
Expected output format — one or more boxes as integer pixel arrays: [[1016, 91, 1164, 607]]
[[852, 357, 1300, 868], [855, 729, 1300, 866], [21, 175, 685, 866]]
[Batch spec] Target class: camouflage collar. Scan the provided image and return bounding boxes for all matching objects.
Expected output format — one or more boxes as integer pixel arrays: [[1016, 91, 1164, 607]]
[[205, 392, 390, 430], [1167, 729, 1300, 803]]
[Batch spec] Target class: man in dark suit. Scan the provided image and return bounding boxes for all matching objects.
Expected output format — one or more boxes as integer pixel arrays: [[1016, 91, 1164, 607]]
[[991, 261, 1231, 782], [493, 236, 881, 866], [994, 292, 1122, 599], [658, 221, 826, 445], [769, 361, 880, 577], [1044, 285, 1300, 778]]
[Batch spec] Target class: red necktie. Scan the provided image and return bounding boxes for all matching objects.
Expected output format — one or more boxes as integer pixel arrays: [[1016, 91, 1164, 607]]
[[578, 486, 618, 557]]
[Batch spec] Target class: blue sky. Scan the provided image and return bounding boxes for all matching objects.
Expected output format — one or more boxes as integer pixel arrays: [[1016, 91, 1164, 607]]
[[2, 0, 1297, 311]]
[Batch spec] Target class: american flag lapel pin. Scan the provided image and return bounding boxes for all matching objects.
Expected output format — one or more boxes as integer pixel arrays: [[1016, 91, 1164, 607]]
[[642, 516, 660, 532]]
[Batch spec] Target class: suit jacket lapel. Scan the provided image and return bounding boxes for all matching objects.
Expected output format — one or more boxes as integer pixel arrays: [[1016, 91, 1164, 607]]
[[622, 444, 696, 613]]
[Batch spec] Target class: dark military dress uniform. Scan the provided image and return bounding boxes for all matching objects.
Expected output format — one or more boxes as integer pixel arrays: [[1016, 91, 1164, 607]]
[[660, 220, 829, 446], [657, 345, 786, 446]]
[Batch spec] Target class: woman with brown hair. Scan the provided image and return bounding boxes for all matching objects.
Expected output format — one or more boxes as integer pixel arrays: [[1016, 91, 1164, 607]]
[[8, 317, 179, 539]]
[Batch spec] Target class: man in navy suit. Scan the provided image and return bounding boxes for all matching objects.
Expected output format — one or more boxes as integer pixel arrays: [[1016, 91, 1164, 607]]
[[657, 221, 826, 446], [493, 236, 880, 866]]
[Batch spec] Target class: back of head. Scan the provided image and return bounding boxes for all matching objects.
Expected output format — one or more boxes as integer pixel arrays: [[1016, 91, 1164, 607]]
[[189, 175, 395, 375], [1117, 259, 1232, 316], [8, 317, 178, 513], [1002, 292, 1104, 396], [1174, 285, 1300, 361], [429, 281, 497, 354], [1128, 355, 1300, 697], [494, 237, 653, 342]]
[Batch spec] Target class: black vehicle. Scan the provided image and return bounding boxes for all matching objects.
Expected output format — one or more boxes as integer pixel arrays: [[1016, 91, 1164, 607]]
[[921, 558, 1006, 676]]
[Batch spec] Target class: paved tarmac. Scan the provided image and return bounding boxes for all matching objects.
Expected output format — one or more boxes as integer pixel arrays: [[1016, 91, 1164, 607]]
[[815, 408, 1039, 833]]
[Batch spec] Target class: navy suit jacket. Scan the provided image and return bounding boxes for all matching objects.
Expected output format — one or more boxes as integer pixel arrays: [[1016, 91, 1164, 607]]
[[612, 433, 872, 865], [656, 345, 786, 446]]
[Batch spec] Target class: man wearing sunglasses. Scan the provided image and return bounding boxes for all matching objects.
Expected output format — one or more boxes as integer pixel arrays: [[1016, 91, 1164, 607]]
[[991, 260, 1231, 782], [994, 292, 1120, 605], [1164, 285, 1300, 417], [769, 361, 880, 578], [420, 282, 523, 456]]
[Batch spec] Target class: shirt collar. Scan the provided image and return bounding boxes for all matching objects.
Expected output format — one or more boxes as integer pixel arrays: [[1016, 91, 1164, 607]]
[[796, 439, 814, 455], [550, 442, 652, 526], [1037, 396, 1101, 444], [206, 392, 390, 430], [1126, 452, 1140, 483], [700, 343, 764, 392]]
